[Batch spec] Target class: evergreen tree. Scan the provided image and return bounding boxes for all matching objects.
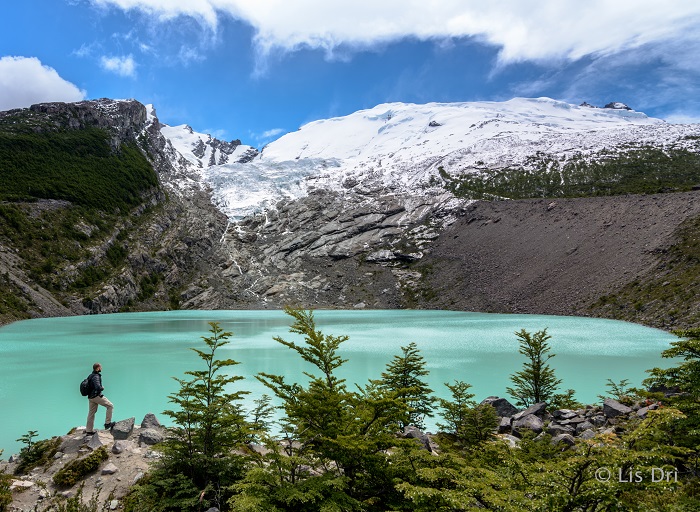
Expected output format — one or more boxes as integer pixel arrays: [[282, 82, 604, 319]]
[[506, 328, 562, 407], [128, 322, 249, 511], [235, 308, 408, 511], [644, 328, 700, 465], [377, 342, 435, 429], [438, 380, 498, 446], [645, 328, 700, 398]]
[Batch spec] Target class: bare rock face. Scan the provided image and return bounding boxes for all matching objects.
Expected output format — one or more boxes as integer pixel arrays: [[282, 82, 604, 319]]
[[24, 99, 148, 149]]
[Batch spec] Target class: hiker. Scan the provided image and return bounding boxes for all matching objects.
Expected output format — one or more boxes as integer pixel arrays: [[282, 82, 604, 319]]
[[85, 362, 115, 435]]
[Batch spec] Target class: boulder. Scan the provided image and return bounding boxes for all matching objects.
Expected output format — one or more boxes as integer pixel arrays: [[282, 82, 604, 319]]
[[546, 424, 575, 437], [112, 440, 128, 454], [636, 405, 659, 419], [576, 421, 595, 434], [551, 409, 578, 421], [10, 480, 35, 491], [403, 425, 439, 453], [559, 415, 586, 426], [141, 413, 161, 429], [590, 415, 607, 427], [602, 399, 632, 418], [86, 433, 104, 450], [512, 414, 544, 436], [102, 463, 118, 475], [512, 402, 547, 421], [551, 434, 576, 448], [499, 434, 520, 448], [481, 397, 519, 418], [579, 429, 596, 440], [139, 428, 164, 446], [498, 416, 512, 434], [112, 417, 135, 440]]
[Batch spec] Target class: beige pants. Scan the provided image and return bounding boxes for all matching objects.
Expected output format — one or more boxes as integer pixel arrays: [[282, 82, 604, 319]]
[[86, 396, 114, 432]]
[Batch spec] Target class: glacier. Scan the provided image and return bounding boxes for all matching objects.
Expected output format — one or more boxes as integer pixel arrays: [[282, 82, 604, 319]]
[[157, 97, 697, 220]]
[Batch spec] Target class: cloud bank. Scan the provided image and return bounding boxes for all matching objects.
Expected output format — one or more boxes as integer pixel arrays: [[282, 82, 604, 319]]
[[100, 55, 137, 77], [0, 56, 86, 111], [89, 0, 700, 63]]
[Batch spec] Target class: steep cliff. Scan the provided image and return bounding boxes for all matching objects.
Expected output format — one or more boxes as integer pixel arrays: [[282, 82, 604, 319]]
[[0, 99, 230, 325]]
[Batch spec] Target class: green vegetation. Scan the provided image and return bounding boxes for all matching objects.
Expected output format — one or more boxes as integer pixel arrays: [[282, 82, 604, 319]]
[[376, 341, 435, 429], [0, 452, 11, 512], [117, 310, 700, 511], [53, 447, 109, 487], [0, 127, 157, 211], [0, 273, 30, 322], [437, 380, 499, 447], [13, 435, 61, 476], [506, 328, 562, 407], [0, 115, 167, 319], [52, 484, 113, 512], [439, 147, 700, 200], [590, 214, 700, 329], [0, 202, 134, 293], [124, 322, 250, 511]]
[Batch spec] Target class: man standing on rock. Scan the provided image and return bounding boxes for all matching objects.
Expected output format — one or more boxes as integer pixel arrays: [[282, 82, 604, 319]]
[[85, 362, 115, 435]]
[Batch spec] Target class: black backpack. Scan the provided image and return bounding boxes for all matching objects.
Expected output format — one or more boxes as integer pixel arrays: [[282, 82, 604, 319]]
[[80, 375, 92, 397]]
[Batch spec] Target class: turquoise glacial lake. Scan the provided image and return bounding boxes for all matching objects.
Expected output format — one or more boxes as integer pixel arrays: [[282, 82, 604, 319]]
[[0, 309, 676, 457]]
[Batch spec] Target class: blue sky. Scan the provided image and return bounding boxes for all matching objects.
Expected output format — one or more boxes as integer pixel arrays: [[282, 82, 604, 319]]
[[2, 1, 700, 147]]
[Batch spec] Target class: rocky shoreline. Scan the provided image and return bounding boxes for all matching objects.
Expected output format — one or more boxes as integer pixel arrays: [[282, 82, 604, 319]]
[[1, 396, 652, 512]]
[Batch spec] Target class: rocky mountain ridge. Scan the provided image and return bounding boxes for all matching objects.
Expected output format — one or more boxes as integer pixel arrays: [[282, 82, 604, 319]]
[[1, 97, 700, 329]]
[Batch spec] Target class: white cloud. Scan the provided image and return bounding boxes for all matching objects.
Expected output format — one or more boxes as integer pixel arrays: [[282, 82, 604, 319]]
[[0, 56, 86, 111], [261, 128, 284, 138], [89, 1, 700, 64], [663, 113, 700, 124], [100, 54, 137, 77]]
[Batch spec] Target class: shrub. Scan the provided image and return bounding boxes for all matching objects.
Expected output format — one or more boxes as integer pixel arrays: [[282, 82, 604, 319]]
[[14, 436, 62, 476], [53, 447, 109, 487], [0, 455, 11, 512]]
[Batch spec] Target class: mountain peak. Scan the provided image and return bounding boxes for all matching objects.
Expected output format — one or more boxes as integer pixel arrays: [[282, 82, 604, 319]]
[[604, 102, 632, 110]]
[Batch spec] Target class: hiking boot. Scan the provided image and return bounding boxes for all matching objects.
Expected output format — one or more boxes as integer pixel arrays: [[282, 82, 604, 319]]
[[85, 432, 95, 436], [104, 422, 116, 430]]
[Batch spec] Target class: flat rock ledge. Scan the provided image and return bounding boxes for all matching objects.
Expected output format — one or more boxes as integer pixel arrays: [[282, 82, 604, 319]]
[[1, 413, 165, 512]]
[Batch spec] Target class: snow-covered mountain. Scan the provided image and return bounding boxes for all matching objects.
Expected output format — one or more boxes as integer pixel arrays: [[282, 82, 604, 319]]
[[159, 97, 698, 219]]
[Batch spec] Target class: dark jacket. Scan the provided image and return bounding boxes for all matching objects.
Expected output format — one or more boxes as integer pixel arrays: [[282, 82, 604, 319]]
[[88, 371, 104, 399]]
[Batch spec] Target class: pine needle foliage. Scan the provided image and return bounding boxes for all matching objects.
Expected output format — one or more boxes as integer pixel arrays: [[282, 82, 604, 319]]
[[506, 328, 562, 407], [242, 307, 410, 511], [377, 342, 435, 429], [154, 322, 249, 509], [438, 381, 498, 447]]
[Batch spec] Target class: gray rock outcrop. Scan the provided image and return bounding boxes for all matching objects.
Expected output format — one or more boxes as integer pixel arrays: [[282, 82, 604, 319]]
[[138, 428, 164, 446], [112, 418, 135, 440], [603, 398, 633, 418], [141, 413, 161, 429], [481, 396, 519, 417]]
